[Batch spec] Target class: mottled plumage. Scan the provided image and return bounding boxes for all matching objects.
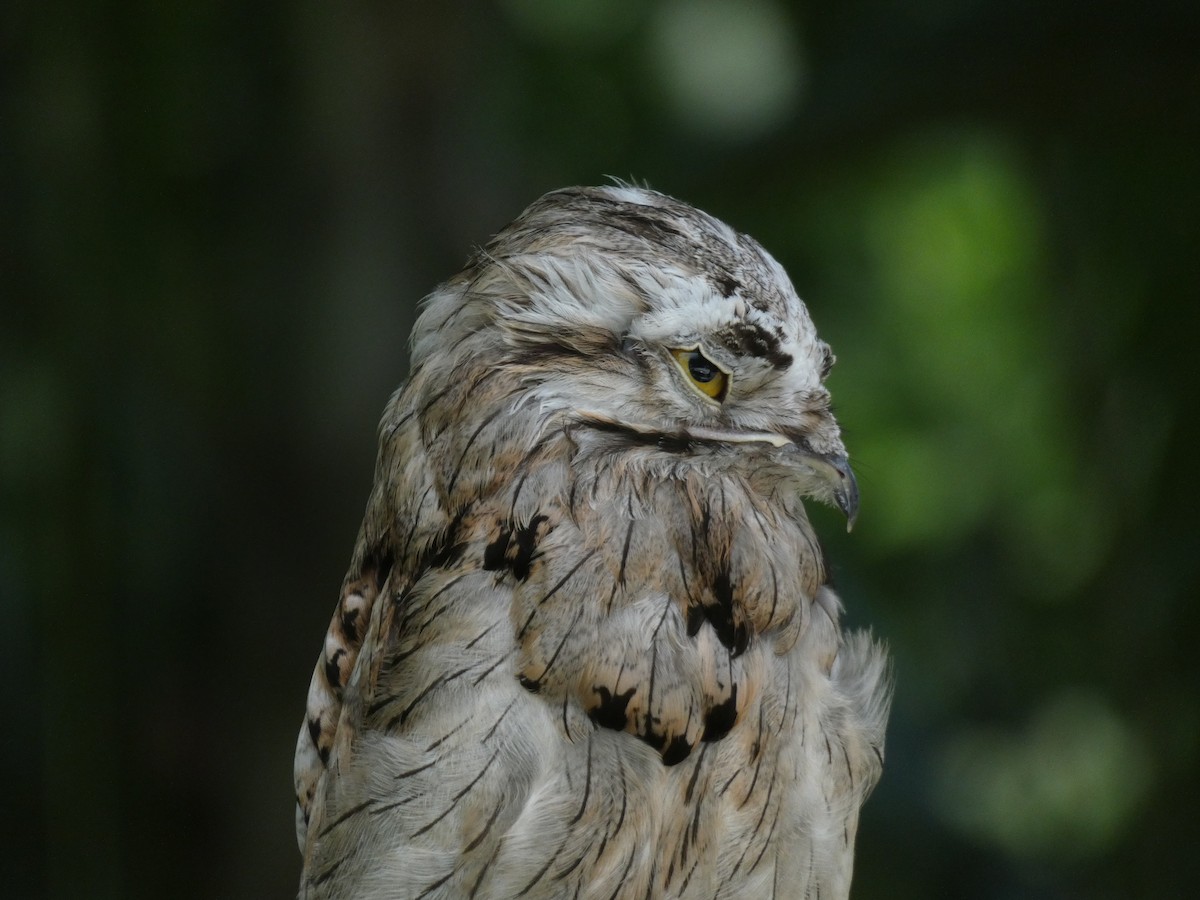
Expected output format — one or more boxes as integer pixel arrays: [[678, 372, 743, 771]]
[[295, 186, 891, 899]]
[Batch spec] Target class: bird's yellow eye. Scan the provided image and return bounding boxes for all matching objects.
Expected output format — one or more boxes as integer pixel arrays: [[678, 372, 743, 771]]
[[670, 348, 729, 401]]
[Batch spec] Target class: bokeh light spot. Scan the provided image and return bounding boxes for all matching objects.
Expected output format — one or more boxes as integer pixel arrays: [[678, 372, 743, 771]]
[[934, 690, 1153, 861], [647, 0, 804, 139]]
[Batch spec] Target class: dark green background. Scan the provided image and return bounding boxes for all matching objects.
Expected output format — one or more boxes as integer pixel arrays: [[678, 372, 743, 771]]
[[4, 1, 1197, 896]]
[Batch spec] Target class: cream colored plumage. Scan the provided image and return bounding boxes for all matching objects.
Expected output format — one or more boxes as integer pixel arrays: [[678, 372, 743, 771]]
[[295, 185, 891, 899]]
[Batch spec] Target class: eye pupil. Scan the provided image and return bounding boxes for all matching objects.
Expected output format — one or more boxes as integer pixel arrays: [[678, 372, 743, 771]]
[[688, 352, 717, 383], [670, 346, 728, 400]]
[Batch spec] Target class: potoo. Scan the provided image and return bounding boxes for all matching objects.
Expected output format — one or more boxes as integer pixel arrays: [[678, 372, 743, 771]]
[[295, 186, 891, 899]]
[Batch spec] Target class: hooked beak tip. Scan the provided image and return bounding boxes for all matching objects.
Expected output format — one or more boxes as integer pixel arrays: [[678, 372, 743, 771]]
[[829, 455, 860, 532], [838, 491, 859, 532]]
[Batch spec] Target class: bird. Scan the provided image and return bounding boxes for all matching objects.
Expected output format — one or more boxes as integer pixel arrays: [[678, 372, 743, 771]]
[[294, 185, 891, 899]]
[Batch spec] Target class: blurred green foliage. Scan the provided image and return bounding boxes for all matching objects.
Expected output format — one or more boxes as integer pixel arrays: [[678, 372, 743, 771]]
[[3, 1, 1196, 897]]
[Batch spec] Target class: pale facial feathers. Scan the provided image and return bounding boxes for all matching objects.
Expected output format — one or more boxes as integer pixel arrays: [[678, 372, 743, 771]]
[[296, 186, 891, 900]]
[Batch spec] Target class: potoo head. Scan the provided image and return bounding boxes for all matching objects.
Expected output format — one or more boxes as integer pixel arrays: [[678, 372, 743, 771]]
[[410, 185, 858, 527]]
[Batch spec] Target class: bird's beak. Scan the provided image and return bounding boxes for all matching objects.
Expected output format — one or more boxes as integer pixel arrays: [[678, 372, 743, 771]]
[[819, 452, 860, 532], [574, 413, 860, 529], [688, 426, 859, 530]]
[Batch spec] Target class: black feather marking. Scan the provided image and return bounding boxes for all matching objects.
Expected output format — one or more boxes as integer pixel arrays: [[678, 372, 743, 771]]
[[617, 519, 635, 586], [464, 623, 496, 649], [470, 649, 512, 686], [714, 320, 794, 369], [426, 364, 508, 439], [588, 685, 637, 731], [508, 469, 531, 517], [426, 715, 470, 751], [411, 747, 501, 837], [516, 335, 619, 368], [583, 686, 633, 734], [783, 658, 797, 731], [633, 712, 694, 764], [614, 749, 629, 834], [467, 842, 503, 899], [747, 801, 782, 874], [482, 697, 518, 744], [747, 767, 779, 845], [678, 552, 704, 636], [310, 858, 346, 887], [386, 573, 474, 672], [740, 745, 765, 809], [465, 797, 506, 853], [567, 477, 580, 520], [705, 571, 749, 656], [569, 734, 594, 825], [394, 757, 440, 780], [687, 757, 706, 844], [677, 858, 700, 895], [323, 649, 345, 692], [513, 428, 562, 488], [388, 662, 477, 734], [643, 595, 673, 721], [604, 850, 639, 900], [484, 514, 549, 581], [579, 417, 695, 454], [399, 483, 435, 563], [415, 869, 456, 899], [718, 766, 740, 796], [416, 384, 454, 423], [751, 703, 766, 759], [317, 798, 376, 838], [603, 205, 690, 245], [369, 548, 395, 593], [554, 846, 586, 881], [339, 603, 361, 645], [416, 505, 470, 573], [820, 344, 835, 379], [684, 743, 708, 804], [605, 579, 620, 617], [517, 830, 574, 896], [445, 406, 505, 497], [659, 734, 693, 766], [730, 767, 780, 880], [714, 273, 740, 298], [518, 674, 541, 693], [766, 560, 780, 626], [531, 604, 585, 685], [517, 550, 597, 639], [702, 684, 739, 742], [389, 670, 446, 728], [482, 530, 508, 572]]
